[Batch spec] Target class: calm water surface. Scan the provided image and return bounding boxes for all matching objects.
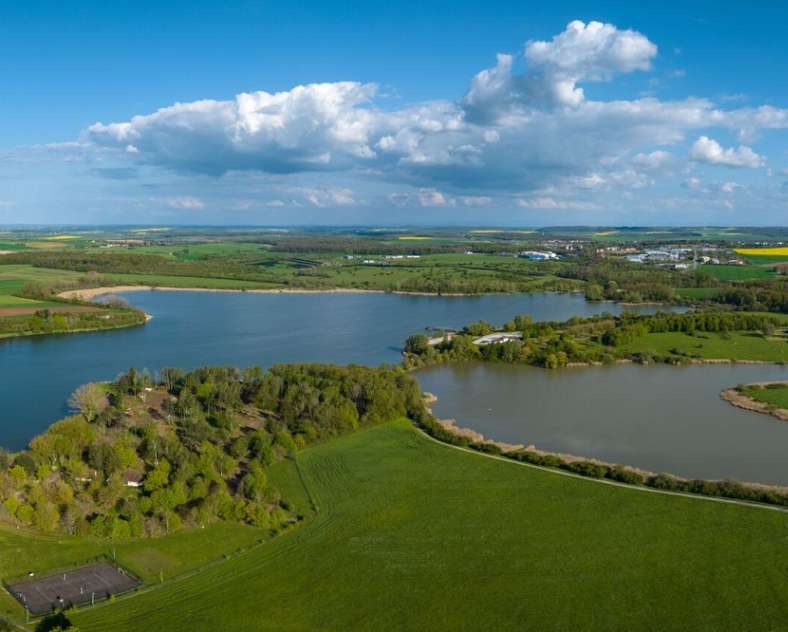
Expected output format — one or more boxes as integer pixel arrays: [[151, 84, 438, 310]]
[[0, 291, 668, 449], [417, 362, 788, 485]]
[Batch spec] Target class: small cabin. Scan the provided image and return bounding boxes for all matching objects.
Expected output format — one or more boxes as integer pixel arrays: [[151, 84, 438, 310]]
[[123, 471, 144, 488]]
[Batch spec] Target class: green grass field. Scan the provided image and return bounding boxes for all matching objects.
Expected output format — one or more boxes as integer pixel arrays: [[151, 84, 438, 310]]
[[622, 330, 788, 362], [739, 383, 788, 410], [0, 242, 27, 251], [0, 521, 266, 622], [674, 287, 719, 299], [739, 254, 788, 265], [0, 265, 86, 308], [700, 264, 775, 280], [69, 420, 788, 631], [103, 273, 276, 290]]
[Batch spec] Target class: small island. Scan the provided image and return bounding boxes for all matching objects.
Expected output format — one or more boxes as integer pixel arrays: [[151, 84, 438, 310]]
[[721, 382, 788, 421]]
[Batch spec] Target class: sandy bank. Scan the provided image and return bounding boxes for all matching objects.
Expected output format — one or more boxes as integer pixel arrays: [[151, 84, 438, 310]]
[[58, 285, 472, 300], [421, 393, 788, 492], [721, 383, 788, 421]]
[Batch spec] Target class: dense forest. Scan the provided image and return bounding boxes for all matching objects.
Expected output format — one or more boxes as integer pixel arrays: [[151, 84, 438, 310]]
[[0, 364, 426, 538]]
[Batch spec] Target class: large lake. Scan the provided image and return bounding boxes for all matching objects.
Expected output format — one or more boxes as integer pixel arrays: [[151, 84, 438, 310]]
[[418, 363, 788, 486], [0, 290, 671, 450]]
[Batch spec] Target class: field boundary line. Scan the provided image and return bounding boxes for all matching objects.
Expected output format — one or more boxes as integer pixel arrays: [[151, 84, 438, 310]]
[[413, 426, 788, 514], [291, 456, 320, 515]]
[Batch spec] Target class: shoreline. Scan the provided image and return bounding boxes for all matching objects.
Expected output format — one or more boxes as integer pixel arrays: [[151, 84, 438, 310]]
[[422, 392, 788, 494], [720, 383, 788, 421], [58, 285, 477, 300], [423, 393, 657, 478], [0, 316, 149, 341]]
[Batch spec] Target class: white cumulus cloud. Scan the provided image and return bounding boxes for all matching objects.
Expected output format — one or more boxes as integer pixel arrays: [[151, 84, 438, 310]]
[[72, 19, 788, 212], [689, 136, 765, 168], [162, 196, 204, 209]]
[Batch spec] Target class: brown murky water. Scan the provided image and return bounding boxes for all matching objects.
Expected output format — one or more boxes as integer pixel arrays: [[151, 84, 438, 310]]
[[418, 362, 788, 485]]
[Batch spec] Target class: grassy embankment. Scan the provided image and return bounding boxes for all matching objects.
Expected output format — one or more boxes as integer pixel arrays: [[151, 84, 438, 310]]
[[66, 420, 788, 631], [737, 383, 788, 410]]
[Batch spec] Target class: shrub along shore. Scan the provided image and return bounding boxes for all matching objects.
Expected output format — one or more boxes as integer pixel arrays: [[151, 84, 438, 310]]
[[415, 397, 788, 509]]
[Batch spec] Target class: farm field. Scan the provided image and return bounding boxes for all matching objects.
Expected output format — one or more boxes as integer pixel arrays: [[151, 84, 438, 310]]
[[71, 420, 788, 631], [735, 247, 788, 257], [102, 273, 276, 290], [621, 330, 788, 362], [99, 254, 575, 294], [674, 287, 719, 299], [700, 264, 775, 280], [0, 265, 85, 309], [735, 247, 788, 265]]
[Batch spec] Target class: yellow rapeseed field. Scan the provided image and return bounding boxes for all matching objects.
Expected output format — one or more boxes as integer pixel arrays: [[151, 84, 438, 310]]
[[735, 247, 788, 256]]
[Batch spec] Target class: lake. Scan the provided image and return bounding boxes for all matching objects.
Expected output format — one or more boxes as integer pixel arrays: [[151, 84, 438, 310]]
[[0, 290, 673, 450], [417, 362, 788, 486]]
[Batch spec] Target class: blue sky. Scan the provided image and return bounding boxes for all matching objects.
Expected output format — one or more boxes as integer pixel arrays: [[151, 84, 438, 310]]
[[2, 0, 788, 225]]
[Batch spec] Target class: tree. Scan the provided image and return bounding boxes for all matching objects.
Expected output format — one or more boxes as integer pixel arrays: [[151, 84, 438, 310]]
[[404, 334, 430, 355], [68, 383, 105, 423], [241, 462, 268, 501], [585, 283, 604, 301], [160, 367, 184, 393], [144, 459, 171, 492], [33, 501, 59, 532]]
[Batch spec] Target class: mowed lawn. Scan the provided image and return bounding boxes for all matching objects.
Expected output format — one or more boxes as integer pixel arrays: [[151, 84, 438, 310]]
[[74, 420, 788, 631], [622, 330, 788, 362]]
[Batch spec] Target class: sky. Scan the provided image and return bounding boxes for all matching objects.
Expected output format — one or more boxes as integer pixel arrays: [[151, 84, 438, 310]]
[[2, 0, 788, 226]]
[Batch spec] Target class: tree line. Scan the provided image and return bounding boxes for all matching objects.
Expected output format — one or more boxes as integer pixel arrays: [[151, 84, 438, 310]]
[[404, 311, 783, 369]]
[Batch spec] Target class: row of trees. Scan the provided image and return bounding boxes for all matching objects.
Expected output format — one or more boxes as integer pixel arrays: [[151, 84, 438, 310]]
[[602, 311, 781, 347], [712, 284, 788, 314], [0, 364, 427, 538]]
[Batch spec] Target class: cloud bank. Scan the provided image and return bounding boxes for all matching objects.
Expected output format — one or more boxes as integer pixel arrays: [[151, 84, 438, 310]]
[[76, 20, 788, 216]]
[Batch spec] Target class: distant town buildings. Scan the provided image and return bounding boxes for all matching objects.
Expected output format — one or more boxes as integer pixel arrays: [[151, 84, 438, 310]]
[[518, 250, 559, 261]]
